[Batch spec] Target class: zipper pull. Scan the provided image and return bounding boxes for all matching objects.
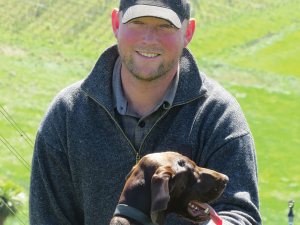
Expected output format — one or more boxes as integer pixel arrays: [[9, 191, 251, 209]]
[[136, 153, 140, 165]]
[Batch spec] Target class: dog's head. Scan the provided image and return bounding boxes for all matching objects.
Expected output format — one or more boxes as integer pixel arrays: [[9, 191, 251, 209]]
[[133, 152, 229, 224]]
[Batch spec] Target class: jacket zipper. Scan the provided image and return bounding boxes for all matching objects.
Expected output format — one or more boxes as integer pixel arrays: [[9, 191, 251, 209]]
[[82, 89, 206, 165], [137, 93, 207, 163], [81, 89, 138, 162]]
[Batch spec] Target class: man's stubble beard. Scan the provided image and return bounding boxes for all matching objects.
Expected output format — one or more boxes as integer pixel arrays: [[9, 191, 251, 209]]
[[118, 46, 183, 83]]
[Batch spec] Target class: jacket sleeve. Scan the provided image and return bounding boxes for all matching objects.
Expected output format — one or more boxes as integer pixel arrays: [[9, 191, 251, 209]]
[[201, 133, 261, 225], [29, 131, 83, 225]]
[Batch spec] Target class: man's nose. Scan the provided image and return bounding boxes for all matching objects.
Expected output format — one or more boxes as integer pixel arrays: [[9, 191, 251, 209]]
[[142, 26, 158, 45]]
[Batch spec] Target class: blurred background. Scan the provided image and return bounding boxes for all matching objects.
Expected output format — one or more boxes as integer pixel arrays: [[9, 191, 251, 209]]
[[0, 0, 299, 224]]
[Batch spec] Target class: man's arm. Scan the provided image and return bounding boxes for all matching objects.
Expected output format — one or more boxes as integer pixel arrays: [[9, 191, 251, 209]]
[[29, 132, 83, 224], [165, 133, 261, 225], [196, 76, 262, 225], [201, 133, 261, 225]]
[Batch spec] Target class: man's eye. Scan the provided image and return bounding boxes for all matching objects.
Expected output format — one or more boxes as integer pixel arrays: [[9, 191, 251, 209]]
[[133, 21, 142, 25], [161, 24, 174, 28]]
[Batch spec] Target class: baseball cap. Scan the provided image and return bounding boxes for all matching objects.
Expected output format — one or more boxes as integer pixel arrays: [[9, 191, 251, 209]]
[[119, 0, 191, 29]]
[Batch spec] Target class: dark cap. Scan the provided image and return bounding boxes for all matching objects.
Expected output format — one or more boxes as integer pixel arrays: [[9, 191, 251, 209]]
[[119, 0, 191, 29]]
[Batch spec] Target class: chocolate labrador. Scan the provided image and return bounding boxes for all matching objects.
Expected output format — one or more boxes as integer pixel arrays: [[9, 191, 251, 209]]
[[110, 152, 229, 225]]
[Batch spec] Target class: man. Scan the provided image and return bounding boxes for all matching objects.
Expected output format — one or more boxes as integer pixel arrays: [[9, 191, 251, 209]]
[[29, 0, 262, 224]]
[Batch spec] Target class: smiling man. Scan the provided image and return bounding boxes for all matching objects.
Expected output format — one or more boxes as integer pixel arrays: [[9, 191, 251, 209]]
[[29, 0, 262, 224], [111, 6, 195, 117]]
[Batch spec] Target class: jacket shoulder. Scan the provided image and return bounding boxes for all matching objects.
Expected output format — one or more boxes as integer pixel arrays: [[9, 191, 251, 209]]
[[199, 72, 251, 139], [38, 80, 85, 133]]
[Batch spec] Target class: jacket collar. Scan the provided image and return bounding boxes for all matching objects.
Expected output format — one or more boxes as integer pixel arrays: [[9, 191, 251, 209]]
[[81, 44, 207, 116]]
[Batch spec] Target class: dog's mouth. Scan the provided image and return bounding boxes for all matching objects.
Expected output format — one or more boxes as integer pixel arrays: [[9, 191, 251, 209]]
[[187, 201, 222, 224], [187, 201, 209, 218]]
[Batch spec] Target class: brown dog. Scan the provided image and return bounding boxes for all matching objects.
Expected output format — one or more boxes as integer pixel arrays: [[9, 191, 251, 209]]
[[110, 152, 229, 225]]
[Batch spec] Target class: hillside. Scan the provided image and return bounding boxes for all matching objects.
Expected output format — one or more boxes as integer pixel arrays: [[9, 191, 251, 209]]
[[0, 0, 299, 224]]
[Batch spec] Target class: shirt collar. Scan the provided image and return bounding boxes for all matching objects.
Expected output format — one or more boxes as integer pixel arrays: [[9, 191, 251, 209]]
[[112, 57, 127, 115]]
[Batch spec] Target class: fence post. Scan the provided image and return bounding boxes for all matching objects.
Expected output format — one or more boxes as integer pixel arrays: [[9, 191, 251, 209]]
[[288, 200, 294, 225]]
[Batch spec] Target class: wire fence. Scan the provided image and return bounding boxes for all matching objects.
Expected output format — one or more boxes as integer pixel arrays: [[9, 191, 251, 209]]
[[0, 105, 32, 224], [0, 195, 27, 225]]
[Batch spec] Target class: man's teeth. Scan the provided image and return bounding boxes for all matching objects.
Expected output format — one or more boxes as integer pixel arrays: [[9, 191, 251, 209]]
[[138, 52, 158, 57]]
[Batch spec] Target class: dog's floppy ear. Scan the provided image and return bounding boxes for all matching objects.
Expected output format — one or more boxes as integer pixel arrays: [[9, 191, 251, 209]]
[[150, 165, 175, 223], [125, 165, 137, 181]]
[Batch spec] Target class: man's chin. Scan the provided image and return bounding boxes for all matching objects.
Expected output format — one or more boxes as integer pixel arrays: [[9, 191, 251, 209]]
[[131, 71, 165, 82], [120, 56, 177, 83], [124, 63, 168, 82]]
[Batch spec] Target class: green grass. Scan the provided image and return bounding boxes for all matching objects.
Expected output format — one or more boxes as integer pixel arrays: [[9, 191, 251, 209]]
[[1, 0, 300, 224], [202, 63, 300, 224], [190, 1, 300, 77], [231, 28, 300, 77], [239, 86, 300, 224]]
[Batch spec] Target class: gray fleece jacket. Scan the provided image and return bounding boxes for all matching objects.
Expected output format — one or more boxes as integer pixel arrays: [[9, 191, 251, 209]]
[[29, 44, 261, 225]]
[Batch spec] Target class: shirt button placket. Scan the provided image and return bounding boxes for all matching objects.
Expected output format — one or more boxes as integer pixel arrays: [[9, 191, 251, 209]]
[[139, 121, 146, 128]]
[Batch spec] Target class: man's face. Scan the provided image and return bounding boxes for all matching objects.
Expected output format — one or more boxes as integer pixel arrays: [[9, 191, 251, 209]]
[[116, 15, 188, 82]]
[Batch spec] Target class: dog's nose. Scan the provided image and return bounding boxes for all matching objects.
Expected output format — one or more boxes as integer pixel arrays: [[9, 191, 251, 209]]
[[221, 174, 229, 187], [213, 175, 229, 191]]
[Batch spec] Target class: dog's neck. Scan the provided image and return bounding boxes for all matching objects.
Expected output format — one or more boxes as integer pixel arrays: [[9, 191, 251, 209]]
[[155, 211, 166, 225], [118, 169, 167, 225]]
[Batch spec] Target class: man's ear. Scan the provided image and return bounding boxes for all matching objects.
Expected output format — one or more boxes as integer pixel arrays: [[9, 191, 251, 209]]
[[111, 8, 120, 39], [184, 18, 196, 48]]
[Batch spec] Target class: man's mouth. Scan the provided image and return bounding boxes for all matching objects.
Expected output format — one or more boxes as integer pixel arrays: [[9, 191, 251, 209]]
[[137, 51, 160, 58]]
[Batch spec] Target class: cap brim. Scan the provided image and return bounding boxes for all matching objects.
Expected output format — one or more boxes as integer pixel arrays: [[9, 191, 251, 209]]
[[122, 5, 184, 29]]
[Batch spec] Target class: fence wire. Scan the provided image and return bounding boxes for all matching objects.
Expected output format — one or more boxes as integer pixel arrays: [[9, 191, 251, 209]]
[[0, 105, 34, 148], [0, 134, 31, 172], [0, 191, 27, 225], [0, 105, 32, 223]]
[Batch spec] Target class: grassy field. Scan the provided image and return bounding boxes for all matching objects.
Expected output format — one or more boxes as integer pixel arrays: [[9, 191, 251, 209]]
[[0, 0, 299, 224]]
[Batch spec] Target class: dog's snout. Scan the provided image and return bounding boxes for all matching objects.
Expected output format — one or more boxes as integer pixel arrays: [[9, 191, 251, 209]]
[[224, 180, 227, 186], [221, 174, 229, 186], [216, 174, 229, 189]]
